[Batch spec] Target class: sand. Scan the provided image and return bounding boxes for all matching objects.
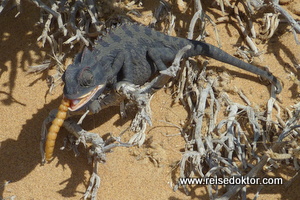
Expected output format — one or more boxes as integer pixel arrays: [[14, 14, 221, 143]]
[[1, 1, 300, 200]]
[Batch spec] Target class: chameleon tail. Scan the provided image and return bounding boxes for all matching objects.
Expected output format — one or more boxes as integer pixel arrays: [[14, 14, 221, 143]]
[[186, 40, 282, 94]]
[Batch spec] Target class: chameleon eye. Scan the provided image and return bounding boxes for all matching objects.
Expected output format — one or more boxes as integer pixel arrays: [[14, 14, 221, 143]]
[[79, 68, 94, 87]]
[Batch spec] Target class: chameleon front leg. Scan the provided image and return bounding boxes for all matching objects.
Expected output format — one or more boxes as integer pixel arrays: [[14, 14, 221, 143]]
[[88, 91, 125, 114], [115, 46, 191, 145], [113, 47, 185, 145], [113, 81, 152, 146], [87, 50, 128, 114]]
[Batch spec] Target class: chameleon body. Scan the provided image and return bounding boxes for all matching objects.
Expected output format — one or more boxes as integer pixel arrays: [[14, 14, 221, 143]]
[[63, 23, 281, 112]]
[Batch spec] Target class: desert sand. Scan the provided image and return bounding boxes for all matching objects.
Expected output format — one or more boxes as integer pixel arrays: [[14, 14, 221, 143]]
[[1, 1, 300, 200]]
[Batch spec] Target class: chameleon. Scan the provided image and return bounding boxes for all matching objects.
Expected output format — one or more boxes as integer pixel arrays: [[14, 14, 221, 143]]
[[42, 23, 283, 196], [62, 23, 281, 114]]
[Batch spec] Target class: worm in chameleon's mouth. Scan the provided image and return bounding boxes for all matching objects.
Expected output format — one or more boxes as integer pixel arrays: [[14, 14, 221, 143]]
[[68, 84, 105, 112]]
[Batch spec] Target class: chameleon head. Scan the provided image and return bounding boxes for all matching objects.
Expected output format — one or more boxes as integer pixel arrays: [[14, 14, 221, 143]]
[[63, 63, 106, 112]]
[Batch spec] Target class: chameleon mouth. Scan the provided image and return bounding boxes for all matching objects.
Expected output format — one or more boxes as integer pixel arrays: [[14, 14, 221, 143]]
[[68, 84, 105, 112]]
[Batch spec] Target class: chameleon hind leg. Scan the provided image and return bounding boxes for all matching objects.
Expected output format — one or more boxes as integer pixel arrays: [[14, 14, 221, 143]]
[[147, 47, 177, 71]]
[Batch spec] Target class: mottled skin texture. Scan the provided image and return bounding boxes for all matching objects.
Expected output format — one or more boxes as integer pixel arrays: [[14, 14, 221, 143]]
[[63, 23, 282, 112]]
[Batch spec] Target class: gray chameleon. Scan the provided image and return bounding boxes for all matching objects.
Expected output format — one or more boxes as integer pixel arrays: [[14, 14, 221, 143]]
[[63, 23, 281, 112]]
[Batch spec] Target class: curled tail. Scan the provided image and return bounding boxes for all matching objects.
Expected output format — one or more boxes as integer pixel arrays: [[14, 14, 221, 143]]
[[185, 40, 282, 93]]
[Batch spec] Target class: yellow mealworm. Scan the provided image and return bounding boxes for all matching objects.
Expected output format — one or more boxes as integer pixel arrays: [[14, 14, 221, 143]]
[[45, 98, 70, 161]]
